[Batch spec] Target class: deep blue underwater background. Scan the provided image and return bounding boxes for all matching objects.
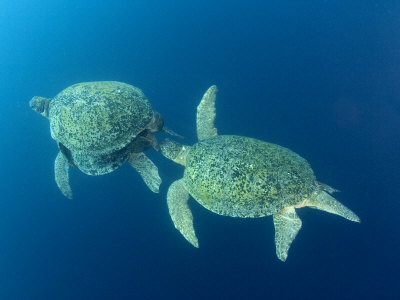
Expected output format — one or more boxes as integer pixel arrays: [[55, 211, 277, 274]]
[[1, 0, 399, 299]]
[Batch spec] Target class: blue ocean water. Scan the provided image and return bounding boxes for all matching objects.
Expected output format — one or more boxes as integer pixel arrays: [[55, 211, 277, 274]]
[[1, 0, 399, 299]]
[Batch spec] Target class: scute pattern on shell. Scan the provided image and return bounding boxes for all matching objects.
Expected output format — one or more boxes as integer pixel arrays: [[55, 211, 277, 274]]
[[68, 144, 131, 175], [183, 135, 316, 217], [49, 81, 153, 154]]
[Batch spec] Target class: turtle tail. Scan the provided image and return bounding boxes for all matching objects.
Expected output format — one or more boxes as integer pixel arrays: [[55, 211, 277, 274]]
[[306, 190, 360, 223], [163, 127, 184, 139]]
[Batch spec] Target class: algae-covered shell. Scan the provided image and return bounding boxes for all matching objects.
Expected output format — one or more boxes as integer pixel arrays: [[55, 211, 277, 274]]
[[49, 81, 153, 155], [183, 135, 316, 218]]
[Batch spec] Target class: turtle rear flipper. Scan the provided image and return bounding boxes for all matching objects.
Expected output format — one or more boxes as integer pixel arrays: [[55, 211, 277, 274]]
[[167, 179, 198, 247], [128, 152, 161, 193], [130, 131, 158, 152], [273, 207, 302, 262], [196, 85, 218, 141], [306, 191, 360, 223], [54, 152, 73, 199]]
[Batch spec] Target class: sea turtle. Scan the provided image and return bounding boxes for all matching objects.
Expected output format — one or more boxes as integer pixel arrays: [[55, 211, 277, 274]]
[[30, 81, 172, 199], [159, 85, 360, 261]]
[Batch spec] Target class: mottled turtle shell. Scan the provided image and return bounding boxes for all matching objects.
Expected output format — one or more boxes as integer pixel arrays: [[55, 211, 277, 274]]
[[183, 135, 316, 218], [49, 81, 153, 155]]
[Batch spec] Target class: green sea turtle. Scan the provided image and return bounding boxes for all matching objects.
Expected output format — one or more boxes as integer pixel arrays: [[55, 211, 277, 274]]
[[30, 81, 173, 198], [159, 85, 360, 261]]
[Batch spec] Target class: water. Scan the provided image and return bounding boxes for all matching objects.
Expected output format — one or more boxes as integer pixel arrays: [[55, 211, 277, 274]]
[[1, 0, 399, 299]]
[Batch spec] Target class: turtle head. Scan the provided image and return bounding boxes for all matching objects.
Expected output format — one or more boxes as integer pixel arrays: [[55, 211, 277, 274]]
[[159, 138, 189, 166], [30, 96, 50, 118]]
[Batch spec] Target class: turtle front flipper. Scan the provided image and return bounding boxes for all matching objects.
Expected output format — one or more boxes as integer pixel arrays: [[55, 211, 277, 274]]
[[167, 179, 199, 247], [305, 190, 360, 223], [128, 152, 161, 193], [273, 207, 302, 262], [196, 85, 218, 141], [54, 152, 73, 199]]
